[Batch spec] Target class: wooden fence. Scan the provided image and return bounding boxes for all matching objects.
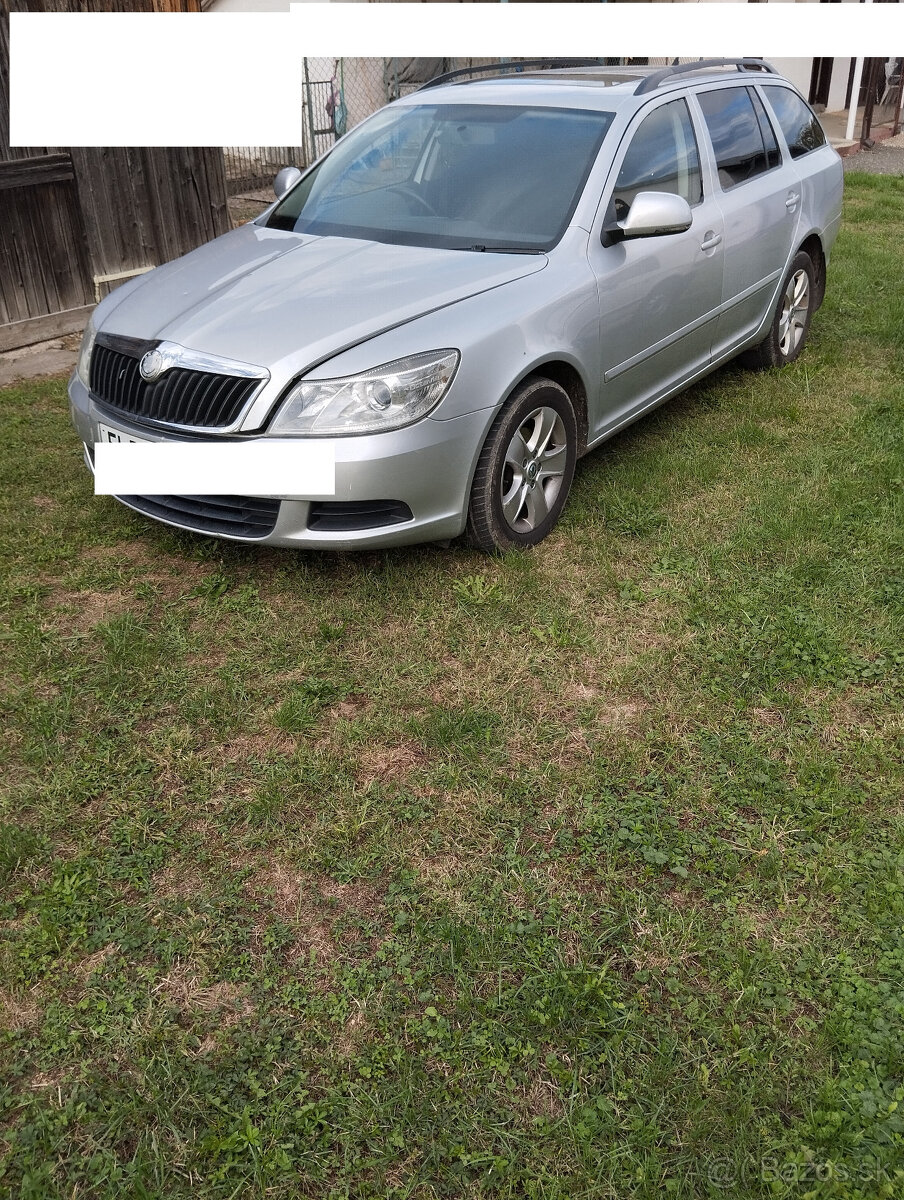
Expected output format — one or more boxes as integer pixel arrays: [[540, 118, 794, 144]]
[[1, 1, 229, 349], [8, 2, 202, 12], [0, 146, 230, 350]]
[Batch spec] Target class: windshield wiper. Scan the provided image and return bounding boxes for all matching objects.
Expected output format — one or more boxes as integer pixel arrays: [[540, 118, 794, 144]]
[[450, 244, 545, 254]]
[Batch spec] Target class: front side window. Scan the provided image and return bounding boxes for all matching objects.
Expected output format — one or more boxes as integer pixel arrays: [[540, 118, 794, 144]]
[[763, 86, 827, 159], [612, 98, 703, 220], [266, 103, 614, 252], [697, 86, 777, 189]]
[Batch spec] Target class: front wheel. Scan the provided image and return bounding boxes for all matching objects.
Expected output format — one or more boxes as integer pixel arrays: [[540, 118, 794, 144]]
[[742, 251, 815, 370], [466, 378, 577, 554]]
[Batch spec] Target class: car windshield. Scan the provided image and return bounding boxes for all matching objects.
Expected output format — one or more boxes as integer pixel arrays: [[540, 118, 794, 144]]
[[266, 102, 615, 252]]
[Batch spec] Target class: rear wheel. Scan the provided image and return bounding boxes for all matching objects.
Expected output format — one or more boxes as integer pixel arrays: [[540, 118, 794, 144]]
[[466, 378, 577, 554], [742, 251, 815, 370]]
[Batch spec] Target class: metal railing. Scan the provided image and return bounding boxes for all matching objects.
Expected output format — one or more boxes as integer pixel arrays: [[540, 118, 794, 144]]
[[222, 147, 304, 197]]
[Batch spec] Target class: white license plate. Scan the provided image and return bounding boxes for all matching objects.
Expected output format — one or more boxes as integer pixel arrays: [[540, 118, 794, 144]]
[[96, 422, 152, 445]]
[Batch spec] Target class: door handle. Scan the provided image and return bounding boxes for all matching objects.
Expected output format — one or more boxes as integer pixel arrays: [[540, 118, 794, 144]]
[[785, 192, 801, 210], [700, 232, 722, 252]]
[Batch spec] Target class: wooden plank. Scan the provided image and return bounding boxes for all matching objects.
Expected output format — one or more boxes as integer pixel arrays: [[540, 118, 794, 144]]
[[0, 16, 9, 157], [0, 305, 94, 354], [40, 178, 95, 312], [0, 180, 95, 325], [0, 154, 75, 191]]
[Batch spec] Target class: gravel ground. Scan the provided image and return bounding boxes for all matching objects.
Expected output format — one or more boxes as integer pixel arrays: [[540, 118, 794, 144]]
[[843, 132, 904, 175]]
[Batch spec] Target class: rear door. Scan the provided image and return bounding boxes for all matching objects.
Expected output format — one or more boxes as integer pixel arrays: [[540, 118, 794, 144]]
[[759, 82, 844, 260], [693, 84, 802, 359], [587, 95, 725, 440]]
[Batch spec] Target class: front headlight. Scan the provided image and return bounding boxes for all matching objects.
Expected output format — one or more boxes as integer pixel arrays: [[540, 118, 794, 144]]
[[75, 315, 97, 389], [269, 350, 460, 437]]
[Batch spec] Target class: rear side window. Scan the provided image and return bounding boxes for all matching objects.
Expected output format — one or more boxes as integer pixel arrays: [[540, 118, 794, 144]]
[[697, 86, 778, 189], [612, 98, 703, 220], [763, 86, 827, 159]]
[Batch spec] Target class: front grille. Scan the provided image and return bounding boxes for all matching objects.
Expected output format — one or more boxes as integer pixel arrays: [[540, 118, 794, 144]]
[[307, 500, 413, 532], [118, 494, 280, 540], [91, 341, 259, 429]]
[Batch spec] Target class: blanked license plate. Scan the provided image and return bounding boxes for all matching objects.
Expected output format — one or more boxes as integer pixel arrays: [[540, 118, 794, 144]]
[[96, 422, 152, 445]]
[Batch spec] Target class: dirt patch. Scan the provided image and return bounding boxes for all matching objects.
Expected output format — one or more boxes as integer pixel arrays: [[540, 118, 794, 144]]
[[333, 694, 370, 721], [80, 541, 213, 596], [408, 850, 466, 885], [28, 1068, 68, 1092], [732, 902, 831, 952], [664, 885, 697, 909]]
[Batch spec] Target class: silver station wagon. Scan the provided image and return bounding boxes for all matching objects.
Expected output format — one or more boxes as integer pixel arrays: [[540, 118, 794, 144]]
[[70, 59, 843, 553]]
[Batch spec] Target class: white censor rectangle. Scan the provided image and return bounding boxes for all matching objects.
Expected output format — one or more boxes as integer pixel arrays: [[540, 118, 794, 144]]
[[94, 441, 335, 498]]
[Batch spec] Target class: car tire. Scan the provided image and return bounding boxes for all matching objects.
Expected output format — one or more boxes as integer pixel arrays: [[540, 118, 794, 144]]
[[466, 377, 577, 555], [741, 251, 815, 370]]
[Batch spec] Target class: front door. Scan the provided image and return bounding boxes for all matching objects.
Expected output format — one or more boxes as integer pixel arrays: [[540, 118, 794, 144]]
[[587, 96, 724, 441]]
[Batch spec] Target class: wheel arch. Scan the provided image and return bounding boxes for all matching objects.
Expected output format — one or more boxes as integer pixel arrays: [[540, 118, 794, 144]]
[[797, 232, 827, 310], [507, 358, 590, 457]]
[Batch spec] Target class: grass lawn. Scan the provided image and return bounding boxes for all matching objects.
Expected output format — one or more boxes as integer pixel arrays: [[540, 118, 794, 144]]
[[1, 173, 903, 1199]]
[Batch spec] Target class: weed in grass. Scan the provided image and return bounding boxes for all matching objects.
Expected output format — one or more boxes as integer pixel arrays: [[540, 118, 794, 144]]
[[452, 573, 500, 606], [274, 677, 347, 733], [606, 493, 667, 538]]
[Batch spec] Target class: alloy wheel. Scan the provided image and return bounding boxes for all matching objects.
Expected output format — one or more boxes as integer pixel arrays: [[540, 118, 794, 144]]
[[778, 268, 810, 358], [499, 406, 569, 534]]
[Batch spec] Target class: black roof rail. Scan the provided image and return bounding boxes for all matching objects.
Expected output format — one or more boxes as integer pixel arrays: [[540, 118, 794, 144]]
[[417, 59, 612, 92], [634, 58, 778, 95]]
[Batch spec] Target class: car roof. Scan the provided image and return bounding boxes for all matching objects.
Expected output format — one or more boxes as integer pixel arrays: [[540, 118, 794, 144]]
[[396, 61, 786, 115]]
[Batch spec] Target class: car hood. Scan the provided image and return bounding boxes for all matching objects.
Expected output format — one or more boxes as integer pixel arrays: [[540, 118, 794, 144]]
[[100, 223, 548, 373]]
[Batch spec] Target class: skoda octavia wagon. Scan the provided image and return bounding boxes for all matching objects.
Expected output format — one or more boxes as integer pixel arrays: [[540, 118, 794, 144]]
[[70, 58, 843, 553]]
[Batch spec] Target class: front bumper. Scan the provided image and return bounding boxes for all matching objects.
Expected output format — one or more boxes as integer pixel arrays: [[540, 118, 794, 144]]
[[69, 373, 493, 549]]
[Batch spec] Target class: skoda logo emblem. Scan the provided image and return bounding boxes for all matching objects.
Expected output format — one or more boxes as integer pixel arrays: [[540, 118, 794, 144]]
[[139, 349, 166, 382]]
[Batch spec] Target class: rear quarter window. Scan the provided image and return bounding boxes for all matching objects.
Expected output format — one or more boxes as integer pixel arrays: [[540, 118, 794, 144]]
[[763, 86, 827, 159]]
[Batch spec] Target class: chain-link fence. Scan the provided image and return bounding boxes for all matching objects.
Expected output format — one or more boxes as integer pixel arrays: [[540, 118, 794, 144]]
[[299, 58, 511, 166]]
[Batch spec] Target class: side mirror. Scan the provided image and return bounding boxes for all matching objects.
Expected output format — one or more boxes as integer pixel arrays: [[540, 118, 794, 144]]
[[602, 191, 693, 246], [617, 191, 693, 240], [274, 166, 302, 199]]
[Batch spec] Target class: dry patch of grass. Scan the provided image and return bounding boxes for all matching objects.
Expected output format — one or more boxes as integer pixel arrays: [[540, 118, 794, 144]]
[[521, 1073, 566, 1122], [47, 588, 132, 633], [244, 859, 387, 966], [0, 989, 42, 1033], [354, 739, 431, 789], [153, 966, 253, 1025], [219, 730, 299, 763], [71, 943, 119, 984]]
